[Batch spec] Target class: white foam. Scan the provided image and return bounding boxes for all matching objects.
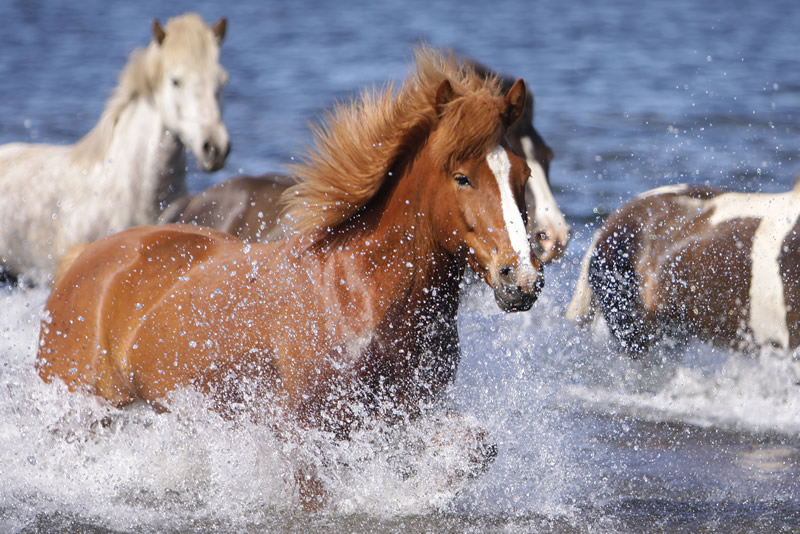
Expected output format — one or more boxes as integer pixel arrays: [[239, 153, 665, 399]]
[[0, 286, 570, 529]]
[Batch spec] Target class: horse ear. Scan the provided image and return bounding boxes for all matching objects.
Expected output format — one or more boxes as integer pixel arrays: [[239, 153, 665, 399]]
[[435, 79, 457, 116], [212, 17, 227, 44], [152, 19, 166, 46], [502, 78, 527, 128]]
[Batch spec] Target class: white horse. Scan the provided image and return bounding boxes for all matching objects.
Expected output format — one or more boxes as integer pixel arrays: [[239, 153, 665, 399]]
[[0, 13, 230, 285]]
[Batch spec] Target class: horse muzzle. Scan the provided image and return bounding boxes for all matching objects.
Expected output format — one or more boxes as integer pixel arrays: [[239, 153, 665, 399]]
[[532, 228, 570, 263], [492, 264, 544, 312], [199, 139, 232, 172]]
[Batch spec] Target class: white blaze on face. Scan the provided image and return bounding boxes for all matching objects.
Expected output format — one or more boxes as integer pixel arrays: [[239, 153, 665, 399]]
[[520, 137, 569, 240], [486, 146, 534, 271], [708, 190, 800, 349]]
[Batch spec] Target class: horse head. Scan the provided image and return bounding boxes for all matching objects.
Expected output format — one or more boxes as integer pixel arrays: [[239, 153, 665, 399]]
[[504, 90, 571, 263], [151, 14, 230, 171], [427, 77, 544, 312]]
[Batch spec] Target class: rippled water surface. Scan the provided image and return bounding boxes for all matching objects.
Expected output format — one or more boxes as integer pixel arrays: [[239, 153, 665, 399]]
[[1, 0, 799, 532]]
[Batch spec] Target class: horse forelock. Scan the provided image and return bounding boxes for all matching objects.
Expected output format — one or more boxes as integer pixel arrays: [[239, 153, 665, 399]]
[[430, 88, 506, 171], [284, 45, 506, 240], [160, 13, 221, 71]]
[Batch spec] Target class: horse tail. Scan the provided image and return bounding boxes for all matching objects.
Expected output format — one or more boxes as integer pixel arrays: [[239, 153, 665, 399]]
[[565, 231, 599, 325], [54, 243, 89, 286]]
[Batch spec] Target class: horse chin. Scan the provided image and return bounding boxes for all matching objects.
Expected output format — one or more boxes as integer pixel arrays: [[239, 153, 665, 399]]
[[198, 157, 226, 172], [493, 287, 538, 312]]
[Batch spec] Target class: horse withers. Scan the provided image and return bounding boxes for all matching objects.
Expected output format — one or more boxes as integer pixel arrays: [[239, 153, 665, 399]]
[[37, 47, 543, 506], [566, 181, 800, 353], [0, 13, 230, 285], [160, 58, 571, 261]]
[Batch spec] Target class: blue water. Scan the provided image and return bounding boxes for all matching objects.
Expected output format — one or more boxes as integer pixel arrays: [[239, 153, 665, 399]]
[[1, 1, 799, 532]]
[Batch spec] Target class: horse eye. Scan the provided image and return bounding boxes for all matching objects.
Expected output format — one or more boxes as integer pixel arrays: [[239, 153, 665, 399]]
[[172, 78, 181, 88], [454, 173, 470, 187]]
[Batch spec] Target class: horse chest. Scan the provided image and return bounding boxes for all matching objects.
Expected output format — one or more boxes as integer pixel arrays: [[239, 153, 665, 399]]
[[356, 294, 460, 399]]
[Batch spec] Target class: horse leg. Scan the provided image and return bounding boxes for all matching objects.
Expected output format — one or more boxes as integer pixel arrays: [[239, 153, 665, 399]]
[[589, 233, 660, 354], [428, 410, 498, 480], [294, 461, 327, 511]]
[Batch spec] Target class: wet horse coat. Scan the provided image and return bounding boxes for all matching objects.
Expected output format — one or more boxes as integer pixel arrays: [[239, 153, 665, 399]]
[[160, 59, 570, 261], [566, 182, 800, 353], [0, 13, 230, 284], [38, 48, 542, 440]]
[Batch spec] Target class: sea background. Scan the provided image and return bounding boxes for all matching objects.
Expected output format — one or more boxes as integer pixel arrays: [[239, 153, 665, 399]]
[[1, 0, 799, 532]]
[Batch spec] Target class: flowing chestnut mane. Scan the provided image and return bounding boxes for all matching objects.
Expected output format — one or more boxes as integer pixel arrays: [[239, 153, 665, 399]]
[[284, 46, 506, 239]]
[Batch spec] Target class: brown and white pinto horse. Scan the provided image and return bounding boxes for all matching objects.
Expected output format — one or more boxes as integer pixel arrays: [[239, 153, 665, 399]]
[[160, 58, 571, 261], [467, 59, 570, 262], [37, 47, 542, 503], [566, 181, 800, 353]]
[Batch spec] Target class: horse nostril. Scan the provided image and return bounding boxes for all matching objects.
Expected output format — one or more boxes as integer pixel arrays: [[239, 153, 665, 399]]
[[203, 140, 215, 156]]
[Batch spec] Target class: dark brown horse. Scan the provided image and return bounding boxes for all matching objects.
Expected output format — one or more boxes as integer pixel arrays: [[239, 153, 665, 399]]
[[160, 58, 570, 261], [157, 173, 292, 242], [567, 182, 800, 353], [37, 47, 542, 504]]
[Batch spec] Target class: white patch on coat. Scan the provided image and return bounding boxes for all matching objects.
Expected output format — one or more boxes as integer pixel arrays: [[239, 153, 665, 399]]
[[708, 189, 800, 348], [634, 183, 691, 200], [520, 137, 570, 242], [486, 146, 533, 271]]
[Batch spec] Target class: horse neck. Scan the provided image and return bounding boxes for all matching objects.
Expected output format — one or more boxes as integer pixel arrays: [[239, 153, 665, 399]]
[[74, 93, 187, 225], [354, 160, 465, 316]]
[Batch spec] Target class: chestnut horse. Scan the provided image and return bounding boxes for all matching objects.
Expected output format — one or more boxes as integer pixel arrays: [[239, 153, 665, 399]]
[[566, 181, 800, 353], [0, 13, 230, 285], [37, 47, 542, 502], [159, 59, 570, 261]]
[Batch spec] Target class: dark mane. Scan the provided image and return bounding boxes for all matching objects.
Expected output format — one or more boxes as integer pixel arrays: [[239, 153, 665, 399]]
[[284, 46, 506, 238]]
